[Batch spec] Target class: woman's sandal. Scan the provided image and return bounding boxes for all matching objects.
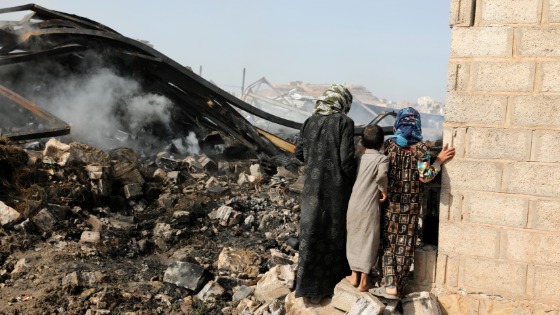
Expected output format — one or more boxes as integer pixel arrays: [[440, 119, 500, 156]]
[[369, 286, 399, 300]]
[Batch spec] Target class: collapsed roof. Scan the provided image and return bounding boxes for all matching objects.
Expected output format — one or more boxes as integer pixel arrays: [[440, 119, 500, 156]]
[[0, 3, 310, 156]]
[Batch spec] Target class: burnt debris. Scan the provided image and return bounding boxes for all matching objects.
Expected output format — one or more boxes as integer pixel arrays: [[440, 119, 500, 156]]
[[0, 3, 301, 158]]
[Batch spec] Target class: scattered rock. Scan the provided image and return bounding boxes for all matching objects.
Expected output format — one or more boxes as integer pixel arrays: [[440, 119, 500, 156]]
[[163, 261, 206, 291], [80, 231, 101, 243], [0, 201, 23, 227], [196, 281, 225, 302], [254, 264, 295, 302], [217, 247, 261, 278]]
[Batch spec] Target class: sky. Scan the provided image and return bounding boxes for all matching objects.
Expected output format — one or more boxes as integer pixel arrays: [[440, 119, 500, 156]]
[[1, 0, 452, 103]]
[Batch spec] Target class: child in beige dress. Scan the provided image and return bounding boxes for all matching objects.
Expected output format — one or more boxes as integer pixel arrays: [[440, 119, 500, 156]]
[[346, 124, 389, 291]]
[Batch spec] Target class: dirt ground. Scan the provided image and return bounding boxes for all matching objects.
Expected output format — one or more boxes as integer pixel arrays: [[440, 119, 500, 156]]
[[0, 138, 302, 314]]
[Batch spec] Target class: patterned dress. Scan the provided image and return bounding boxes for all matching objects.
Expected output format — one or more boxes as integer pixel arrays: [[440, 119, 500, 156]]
[[380, 139, 439, 293], [294, 113, 356, 298]]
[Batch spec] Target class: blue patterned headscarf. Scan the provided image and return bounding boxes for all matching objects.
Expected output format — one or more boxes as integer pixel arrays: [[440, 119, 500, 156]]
[[391, 107, 423, 147]]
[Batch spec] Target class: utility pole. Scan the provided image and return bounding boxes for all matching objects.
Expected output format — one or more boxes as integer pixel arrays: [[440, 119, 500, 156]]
[[241, 68, 246, 96]]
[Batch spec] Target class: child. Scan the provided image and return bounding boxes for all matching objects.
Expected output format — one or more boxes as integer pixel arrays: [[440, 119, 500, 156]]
[[371, 107, 455, 299], [346, 124, 389, 292]]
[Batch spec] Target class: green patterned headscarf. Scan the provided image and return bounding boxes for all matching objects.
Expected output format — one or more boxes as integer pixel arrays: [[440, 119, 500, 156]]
[[314, 84, 353, 115]]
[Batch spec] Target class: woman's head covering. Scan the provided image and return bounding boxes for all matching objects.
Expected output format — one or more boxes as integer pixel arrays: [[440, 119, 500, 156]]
[[391, 107, 423, 147], [314, 84, 353, 115]]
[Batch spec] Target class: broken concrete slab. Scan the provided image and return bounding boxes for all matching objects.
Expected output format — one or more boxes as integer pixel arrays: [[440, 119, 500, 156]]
[[0, 201, 23, 227], [196, 280, 225, 302], [402, 291, 442, 315], [347, 294, 385, 315], [284, 292, 345, 315], [330, 279, 363, 312], [163, 261, 206, 292], [254, 264, 295, 302]]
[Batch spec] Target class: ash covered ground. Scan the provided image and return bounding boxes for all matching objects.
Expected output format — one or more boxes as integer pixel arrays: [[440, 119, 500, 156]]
[[0, 135, 304, 315]]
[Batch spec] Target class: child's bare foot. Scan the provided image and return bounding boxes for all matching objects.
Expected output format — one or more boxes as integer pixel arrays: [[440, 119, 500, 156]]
[[346, 275, 359, 287], [358, 273, 372, 292], [346, 271, 359, 287], [358, 283, 373, 292]]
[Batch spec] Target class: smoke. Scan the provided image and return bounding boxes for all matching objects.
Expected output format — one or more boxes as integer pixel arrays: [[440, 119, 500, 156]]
[[171, 132, 200, 156], [0, 52, 201, 156]]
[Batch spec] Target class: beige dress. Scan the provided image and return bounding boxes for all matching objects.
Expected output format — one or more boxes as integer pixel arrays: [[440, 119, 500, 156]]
[[346, 149, 389, 273]]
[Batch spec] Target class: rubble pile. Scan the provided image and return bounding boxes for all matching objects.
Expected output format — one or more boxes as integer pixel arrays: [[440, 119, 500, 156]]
[[0, 136, 305, 314]]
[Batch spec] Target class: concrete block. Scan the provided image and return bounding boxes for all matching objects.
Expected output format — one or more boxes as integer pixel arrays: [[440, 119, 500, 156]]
[[532, 130, 560, 163], [450, 0, 476, 26], [541, 62, 560, 92], [42, 138, 71, 166], [447, 63, 470, 92], [446, 255, 460, 288], [402, 292, 442, 315], [471, 62, 535, 92], [503, 162, 560, 197], [451, 26, 513, 57], [80, 231, 100, 243], [413, 247, 437, 286], [330, 280, 361, 312], [478, 0, 542, 24], [501, 229, 560, 265], [517, 28, 560, 57], [533, 265, 560, 302], [510, 95, 560, 128], [439, 189, 463, 222], [478, 298, 532, 315], [435, 254, 447, 286], [437, 293, 480, 315], [445, 93, 507, 125], [347, 294, 385, 315], [442, 159, 503, 192], [546, 0, 560, 22], [463, 192, 528, 227], [438, 222, 500, 258], [460, 257, 527, 297], [466, 127, 532, 161], [124, 183, 143, 199], [442, 127, 467, 159], [528, 199, 560, 231]]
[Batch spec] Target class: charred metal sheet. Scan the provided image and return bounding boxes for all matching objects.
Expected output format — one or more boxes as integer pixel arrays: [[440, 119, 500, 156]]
[[0, 84, 70, 141]]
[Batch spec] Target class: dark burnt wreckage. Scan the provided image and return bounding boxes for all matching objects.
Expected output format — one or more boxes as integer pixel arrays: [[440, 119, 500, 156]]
[[0, 4, 299, 158], [0, 3, 398, 158]]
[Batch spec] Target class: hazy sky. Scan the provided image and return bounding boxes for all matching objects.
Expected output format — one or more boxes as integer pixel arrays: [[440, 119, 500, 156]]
[[1, 1, 452, 103]]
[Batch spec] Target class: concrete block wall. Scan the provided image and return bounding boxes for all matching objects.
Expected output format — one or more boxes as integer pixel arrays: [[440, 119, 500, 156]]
[[439, 0, 560, 312]]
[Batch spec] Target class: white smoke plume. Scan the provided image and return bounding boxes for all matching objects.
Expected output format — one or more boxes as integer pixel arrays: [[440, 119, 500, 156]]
[[0, 53, 199, 156], [171, 131, 200, 156]]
